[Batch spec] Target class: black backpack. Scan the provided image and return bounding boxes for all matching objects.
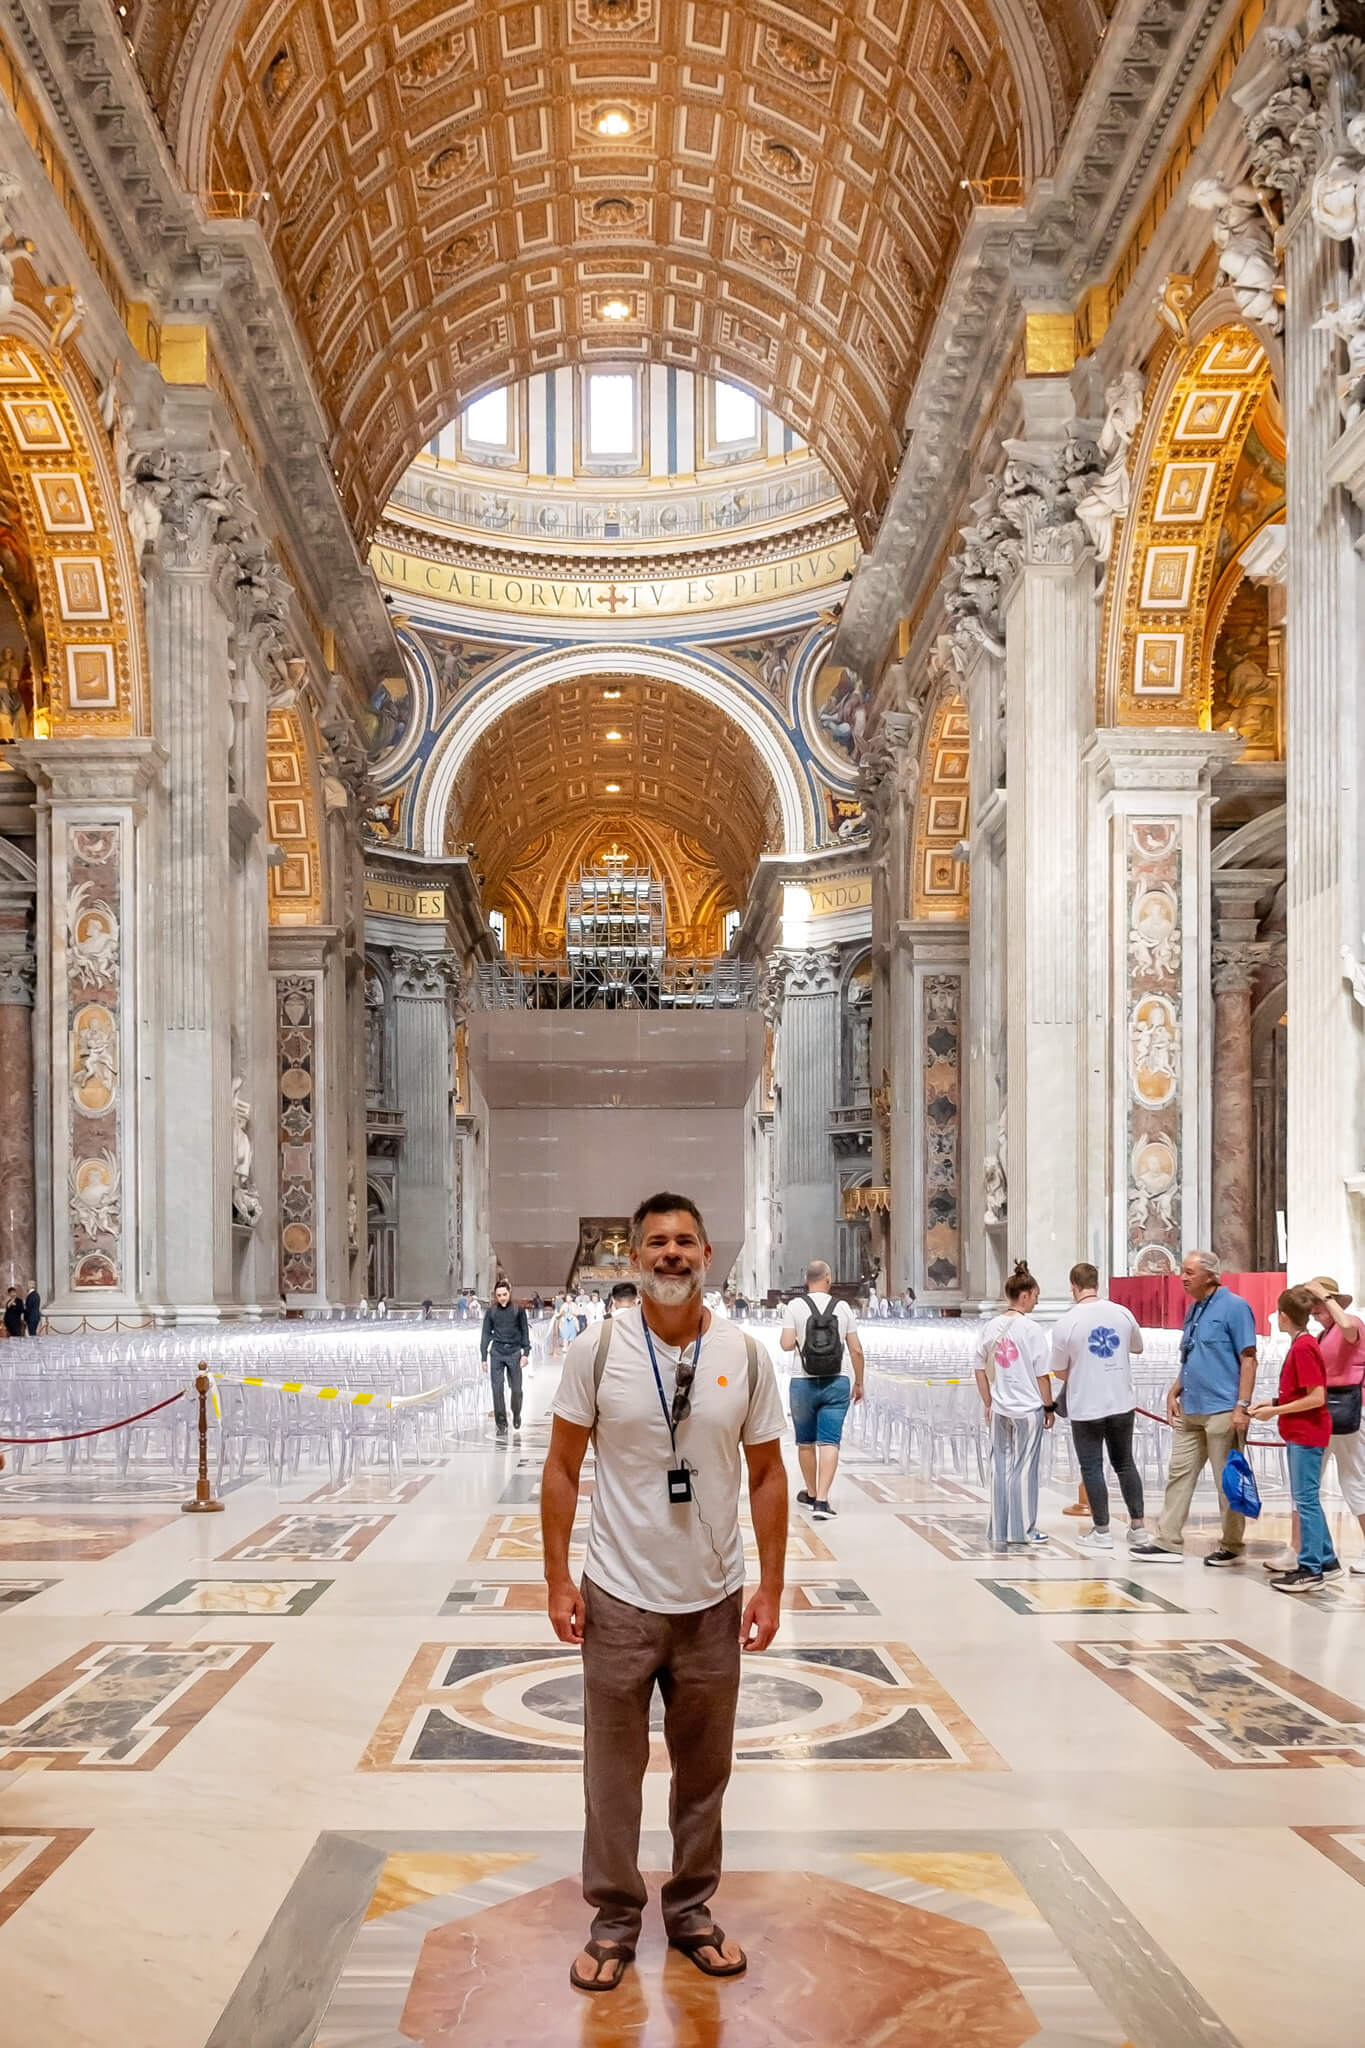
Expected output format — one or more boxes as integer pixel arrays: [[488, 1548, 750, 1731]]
[[799, 1295, 844, 1378]]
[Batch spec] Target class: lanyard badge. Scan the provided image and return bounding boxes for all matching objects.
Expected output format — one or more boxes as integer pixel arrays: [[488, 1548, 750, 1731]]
[[643, 1320, 702, 1507]]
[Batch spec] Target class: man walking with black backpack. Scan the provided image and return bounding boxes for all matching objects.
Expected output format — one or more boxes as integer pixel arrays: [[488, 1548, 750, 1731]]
[[780, 1260, 864, 1520]]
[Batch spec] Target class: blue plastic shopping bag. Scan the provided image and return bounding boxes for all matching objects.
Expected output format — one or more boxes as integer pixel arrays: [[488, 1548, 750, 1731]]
[[1221, 1448, 1262, 1519]]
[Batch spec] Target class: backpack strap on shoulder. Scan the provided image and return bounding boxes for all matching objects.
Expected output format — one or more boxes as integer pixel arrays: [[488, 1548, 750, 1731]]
[[743, 1332, 759, 1407], [591, 1316, 614, 1411]]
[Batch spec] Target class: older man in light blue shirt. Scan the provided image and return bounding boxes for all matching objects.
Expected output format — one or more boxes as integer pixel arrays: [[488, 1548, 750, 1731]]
[[1133, 1250, 1258, 1566]]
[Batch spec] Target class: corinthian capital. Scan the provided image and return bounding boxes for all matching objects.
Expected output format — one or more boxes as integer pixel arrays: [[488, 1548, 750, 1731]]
[[785, 946, 840, 996], [0, 948, 36, 1006], [391, 949, 460, 1001], [1212, 938, 1270, 996]]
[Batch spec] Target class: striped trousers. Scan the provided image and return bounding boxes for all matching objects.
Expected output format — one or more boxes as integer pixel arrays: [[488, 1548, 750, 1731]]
[[988, 1409, 1046, 1545]]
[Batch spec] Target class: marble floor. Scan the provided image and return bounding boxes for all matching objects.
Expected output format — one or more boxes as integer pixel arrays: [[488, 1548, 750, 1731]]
[[3, 1374, 1365, 2045]]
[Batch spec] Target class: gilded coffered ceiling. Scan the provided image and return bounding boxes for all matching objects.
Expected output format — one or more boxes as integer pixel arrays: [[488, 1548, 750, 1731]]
[[450, 673, 779, 910], [120, 0, 1112, 542]]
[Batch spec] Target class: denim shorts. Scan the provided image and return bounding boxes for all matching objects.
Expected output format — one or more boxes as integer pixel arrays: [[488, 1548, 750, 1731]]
[[789, 1374, 851, 1446]]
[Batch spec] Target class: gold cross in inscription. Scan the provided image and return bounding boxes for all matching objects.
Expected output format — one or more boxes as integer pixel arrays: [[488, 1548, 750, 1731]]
[[597, 583, 630, 614]]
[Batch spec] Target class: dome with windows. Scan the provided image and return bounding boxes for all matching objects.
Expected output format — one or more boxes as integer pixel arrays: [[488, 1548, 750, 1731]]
[[383, 365, 851, 556]]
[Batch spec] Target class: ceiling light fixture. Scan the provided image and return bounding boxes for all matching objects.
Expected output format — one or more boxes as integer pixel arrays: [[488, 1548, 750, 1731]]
[[603, 687, 623, 699], [600, 297, 632, 321], [597, 109, 632, 138], [605, 729, 623, 741], [605, 782, 622, 794]]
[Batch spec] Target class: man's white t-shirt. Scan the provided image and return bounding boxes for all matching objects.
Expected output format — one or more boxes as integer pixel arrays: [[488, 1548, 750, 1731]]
[[1049, 1297, 1143, 1421], [974, 1312, 1051, 1417], [552, 1304, 785, 1614], [782, 1292, 858, 1378]]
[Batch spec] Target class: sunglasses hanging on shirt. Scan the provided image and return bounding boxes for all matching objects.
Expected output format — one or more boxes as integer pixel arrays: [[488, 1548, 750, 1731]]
[[643, 1321, 702, 1507]]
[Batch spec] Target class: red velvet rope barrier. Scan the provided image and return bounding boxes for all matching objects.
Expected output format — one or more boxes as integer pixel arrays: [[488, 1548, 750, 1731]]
[[1134, 1405, 1283, 1450], [0, 1388, 188, 1446]]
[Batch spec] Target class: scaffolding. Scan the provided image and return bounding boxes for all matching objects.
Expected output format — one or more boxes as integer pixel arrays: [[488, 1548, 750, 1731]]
[[565, 856, 665, 967]]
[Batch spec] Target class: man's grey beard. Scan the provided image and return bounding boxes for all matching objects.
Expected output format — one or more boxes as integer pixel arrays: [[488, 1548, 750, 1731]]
[[640, 1268, 703, 1307]]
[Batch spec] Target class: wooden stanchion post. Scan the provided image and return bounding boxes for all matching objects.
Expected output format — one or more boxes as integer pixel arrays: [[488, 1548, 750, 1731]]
[[182, 1366, 224, 1514]]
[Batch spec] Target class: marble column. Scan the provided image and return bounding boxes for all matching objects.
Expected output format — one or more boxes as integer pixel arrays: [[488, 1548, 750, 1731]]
[[776, 947, 840, 1286], [1283, 217, 1365, 1280], [894, 922, 968, 1302], [10, 738, 166, 1317], [145, 485, 235, 1316], [858, 706, 921, 1297], [1087, 730, 1240, 1281], [1244, 35, 1365, 1277], [391, 948, 457, 1303], [1211, 946, 1260, 1276], [0, 870, 36, 1292], [960, 639, 1007, 1305], [998, 383, 1097, 1305], [270, 925, 342, 1307]]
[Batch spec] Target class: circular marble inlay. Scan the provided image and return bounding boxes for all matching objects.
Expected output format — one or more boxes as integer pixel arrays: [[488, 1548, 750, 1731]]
[[520, 1670, 826, 1731]]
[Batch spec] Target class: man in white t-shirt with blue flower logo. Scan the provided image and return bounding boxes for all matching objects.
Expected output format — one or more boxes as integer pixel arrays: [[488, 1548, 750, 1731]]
[[1049, 1262, 1148, 1553]]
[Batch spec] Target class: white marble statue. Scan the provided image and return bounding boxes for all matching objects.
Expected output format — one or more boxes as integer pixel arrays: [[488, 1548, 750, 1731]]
[[1314, 295, 1365, 427], [1343, 940, 1365, 1011], [1310, 118, 1365, 283], [0, 171, 23, 319], [1075, 368, 1146, 565], [231, 1078, 263, 1229], [1189, 176, 1283, 333]]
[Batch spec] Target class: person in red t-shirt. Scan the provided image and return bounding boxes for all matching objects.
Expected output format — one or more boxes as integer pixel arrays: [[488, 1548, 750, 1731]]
[[1250, 1286, 1337, 1593], [1306, 1276, 1365, 1575]]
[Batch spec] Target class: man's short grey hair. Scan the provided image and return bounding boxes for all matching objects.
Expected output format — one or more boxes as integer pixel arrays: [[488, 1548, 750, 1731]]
[[1186, 1248, 1221, 1277], [805, 1259, 832, 1285]]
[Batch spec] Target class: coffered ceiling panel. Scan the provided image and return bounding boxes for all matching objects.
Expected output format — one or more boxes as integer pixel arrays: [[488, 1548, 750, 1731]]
[[122, 1, 1111, 542], [451, 673, 779, 904]]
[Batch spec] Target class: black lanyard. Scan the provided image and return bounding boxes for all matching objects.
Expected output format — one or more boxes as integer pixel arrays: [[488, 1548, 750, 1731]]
[[1181, 1290, 1216, 1363], [642, 1319, 703, 1460]]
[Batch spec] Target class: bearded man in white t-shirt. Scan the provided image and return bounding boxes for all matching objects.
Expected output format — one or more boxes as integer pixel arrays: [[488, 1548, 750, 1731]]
[[1049, 1261, 1148, 1553], [542, 1192, 787, 1998]]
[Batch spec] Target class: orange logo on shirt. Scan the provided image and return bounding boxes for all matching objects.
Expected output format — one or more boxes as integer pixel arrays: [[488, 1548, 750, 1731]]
[[717, 1375, 729, 1387]]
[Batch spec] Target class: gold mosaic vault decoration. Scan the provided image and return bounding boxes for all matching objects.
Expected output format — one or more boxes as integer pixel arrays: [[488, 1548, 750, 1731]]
[[265, 706, 324, 926], [1103, 321, 1273, 728], [912, 688, 969, 921], [122, 2, 1109, 540]]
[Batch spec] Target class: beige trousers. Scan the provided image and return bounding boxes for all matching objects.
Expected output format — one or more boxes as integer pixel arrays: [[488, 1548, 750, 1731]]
[[1155, 1409, 1246, 1553], [581, 1576, 742, 1948]]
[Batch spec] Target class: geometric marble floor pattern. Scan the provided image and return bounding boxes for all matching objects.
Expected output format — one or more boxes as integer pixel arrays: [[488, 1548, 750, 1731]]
[[4, 1363, 1365, 2045]]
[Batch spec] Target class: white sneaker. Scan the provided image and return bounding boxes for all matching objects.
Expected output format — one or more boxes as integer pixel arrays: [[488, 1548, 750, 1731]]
[[1126, 1528, 1150, 1549], [1024, 1529, 1049, 1544], [1350, 1558, 1365, 1576], [1261, 1548, 1297, 1574], [1077, 1528, 1114, 1552]]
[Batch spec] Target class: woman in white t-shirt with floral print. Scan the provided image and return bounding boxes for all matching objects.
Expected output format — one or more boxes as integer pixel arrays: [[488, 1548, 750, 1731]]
[[974, 1261, 1055, 1548]]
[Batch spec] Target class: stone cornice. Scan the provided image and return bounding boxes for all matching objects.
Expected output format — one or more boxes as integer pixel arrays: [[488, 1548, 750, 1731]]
[[1086, 726, 1246, 792], [372, 509, 859, 590]]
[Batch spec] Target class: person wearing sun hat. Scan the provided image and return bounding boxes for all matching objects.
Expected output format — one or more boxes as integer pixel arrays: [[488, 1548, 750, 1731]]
[[1308, 1278, 1365, 1573], [1257, 1277, 1365, 1576]]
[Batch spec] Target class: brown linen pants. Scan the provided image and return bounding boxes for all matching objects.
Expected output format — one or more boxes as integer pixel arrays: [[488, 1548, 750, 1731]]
[[1155, 1409, 1247, 1553], [581, 1576, 742, 1948]]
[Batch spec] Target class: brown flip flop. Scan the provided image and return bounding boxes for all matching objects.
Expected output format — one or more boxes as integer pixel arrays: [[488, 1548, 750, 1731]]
[[569, 1939, 635, 1993], [669, 1925, 747, 1978]]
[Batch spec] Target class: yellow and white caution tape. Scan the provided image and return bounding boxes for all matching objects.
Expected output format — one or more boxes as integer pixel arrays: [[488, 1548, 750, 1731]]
[[209, 1373, 455, 1415]]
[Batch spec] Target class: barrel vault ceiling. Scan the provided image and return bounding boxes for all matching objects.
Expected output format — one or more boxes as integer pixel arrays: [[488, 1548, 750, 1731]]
[[120, 0, 1112, 542]]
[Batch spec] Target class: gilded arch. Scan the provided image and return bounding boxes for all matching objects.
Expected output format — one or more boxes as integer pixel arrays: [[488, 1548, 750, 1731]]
[[417, 643, 815, 860], [1101, 312, 1276, 729], [0, 306, 149, 735]]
